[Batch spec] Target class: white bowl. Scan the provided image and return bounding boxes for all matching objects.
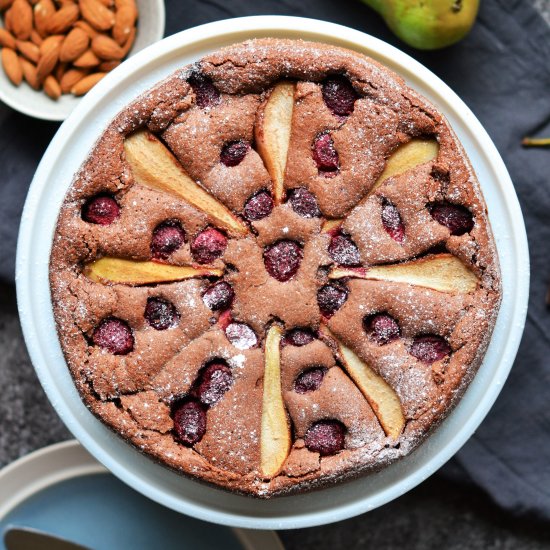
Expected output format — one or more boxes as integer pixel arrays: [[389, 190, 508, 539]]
[[0, 0, 165, 121], [16, 16, 529, 530]]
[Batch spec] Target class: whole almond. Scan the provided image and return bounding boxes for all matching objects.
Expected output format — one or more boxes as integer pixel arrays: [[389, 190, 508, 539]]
[[79, 0, 115, 31], [46, 4, 80, 34], [73, 19, 98, 38], [71, 70, 104, 95], [0, 28, 16, 49], [11, 0, 33, 40], [16, 39, 39, 63], [59, 27, 89, 62], [54, 60, 67, 80], [91, 34, 123, 60], [36, 35, 62, 80], [43, 74, 61, 99], [98, 59, 118, 71], [112, 4, 135, 45], [34, 0, 55, 37], [3, 7, 12, 31], [73, 48, 99, 67], [60, 67, 86, 92], [30, 30, 43, 46], [120, 25, 134, 56], [20, 57, 40, 89], [0, 0, 14, 9], [1, 47, 22, 84], [114, 0, 136, 19]]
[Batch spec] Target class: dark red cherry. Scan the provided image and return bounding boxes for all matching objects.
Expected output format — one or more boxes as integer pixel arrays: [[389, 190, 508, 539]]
[[92, 318, 133, 355], [304, 420, 346, 456], [322, 76, 358, 117], [188, 72, 220, 108], [294, 367, 327, 393], [243, 190, 273, 221], [288, 187, 320, 218], [282, 328, 315, 347], [364, 313, 400, 345], [82, 195, 120, 225], [173, 400, 207, 446], [430, 203, 474, 236], [195, 362, 232, 406], [191, 228, 227, 264], [225, 322, 258, 350], [381, 200, 405, 243], [144, 297, 179, 330], [410, 335, 451, 364], [151, 220, 185, 260], [220, 140, 250, 167], [313, 133, 339, 175], [263, 240, 303, 282], [317, 284, 348, 318], [329, 233, 360, 266], [202, 281, 234, 311]]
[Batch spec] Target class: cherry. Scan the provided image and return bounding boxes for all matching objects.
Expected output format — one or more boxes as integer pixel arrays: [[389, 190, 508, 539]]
[[191, 228, 227, 264], [329, 233, 360, 266], [195, 362, 233, 406], [151, 220, 185, 260], [243, 190, 273, 221], [173, 400, 207, 446], [294, 367, 327, 393], [92, 318, 133, 355], [263, 240, 303, 282], [410, 335, 451, 364], [381, 200, 405, 243], [288, 187, 320, 218], [82, 195, 120, 225], [188, 71, 220, 108], [282, 328, 315, 347], [430, 203, 474, 236], [304, 420, 346, 456], [313, 133, 339, 175], [202, 281, 234, 311], [317, 284, 348, 318], [363, 313, 400, 345], [225, 322, 258, 350], [144, 297, 179, 330], [322, 76, 358, 117], [220, 140, 250, 167]]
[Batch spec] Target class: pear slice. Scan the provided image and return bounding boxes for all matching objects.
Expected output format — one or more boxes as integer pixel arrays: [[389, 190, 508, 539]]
[[329, 253, 478, 294], [321, 326, 405, 440], [371, 138, 439, 193], [260, 324, 291, 479], [124, 130, 248, 236], [85, 257, 223, 286], [255, 81, 295, 205]]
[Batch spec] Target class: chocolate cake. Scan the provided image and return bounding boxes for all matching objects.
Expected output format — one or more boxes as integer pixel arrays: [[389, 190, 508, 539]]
[[49, 39, 501, 497]]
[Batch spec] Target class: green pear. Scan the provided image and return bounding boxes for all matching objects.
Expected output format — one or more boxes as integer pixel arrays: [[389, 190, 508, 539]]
[[362, 0, 480, 50]]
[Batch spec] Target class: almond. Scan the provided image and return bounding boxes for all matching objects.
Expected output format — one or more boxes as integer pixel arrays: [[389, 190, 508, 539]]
[[45, 3, 80, 34], [120, 24, 135, 56], [79, 0, 115, 31], [70, 70, 104, 95], [34, 0, 55, 38], [0, 0, 14, 10], [1, 47, 22, 84], [16, 39, 40, 63], [30, 30, 43, 46], [0, 28, 16, 49], [59, 27, 89, 62], [60, 67, 86, 92], [43, 74, 61, 99], [73, 19, 98, 38], [97, 0, 112, 6], [112, 4, 135, 45], [91, 34, 123, 60], [20, 57, 40, 89], [36, 35, 62, 81], [73, 48, 99, 67], [114, 0, 136, 19], [11, 0, 33, 40], [98, 59, 118, 71], [3, 7, 13, 32], [54, 60, 67, 80]]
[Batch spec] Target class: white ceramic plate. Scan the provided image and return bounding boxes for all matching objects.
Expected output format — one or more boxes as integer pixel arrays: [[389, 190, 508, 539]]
[[0, 0, 165, 121], [16, 16, 529, 530]]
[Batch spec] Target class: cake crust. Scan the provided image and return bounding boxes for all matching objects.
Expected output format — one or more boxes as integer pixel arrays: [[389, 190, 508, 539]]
[[49, 39, 501, 497]]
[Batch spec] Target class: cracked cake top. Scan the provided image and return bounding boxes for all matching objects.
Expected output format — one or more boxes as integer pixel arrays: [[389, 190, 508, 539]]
[[49, 38, 501, 497]]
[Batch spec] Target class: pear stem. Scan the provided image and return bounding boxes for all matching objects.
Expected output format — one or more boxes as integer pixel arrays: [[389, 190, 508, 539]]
[[522, 137, 550, 147]]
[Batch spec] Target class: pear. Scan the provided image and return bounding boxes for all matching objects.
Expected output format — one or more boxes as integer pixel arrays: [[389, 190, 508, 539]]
[[361, 0, 480, 50]]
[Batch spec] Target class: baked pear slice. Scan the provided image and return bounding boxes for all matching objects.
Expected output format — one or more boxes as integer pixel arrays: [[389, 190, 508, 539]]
[[124, 130, 248, 236], [329, 253, 478, 294], [321, 326, 405, 439], [85, 257, 223, 286], [255, 81, 295, 205], [260, 324, 291, 479]]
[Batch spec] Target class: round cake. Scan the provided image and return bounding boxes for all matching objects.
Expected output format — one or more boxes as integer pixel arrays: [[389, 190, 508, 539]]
[[49, 39, 501, 497]]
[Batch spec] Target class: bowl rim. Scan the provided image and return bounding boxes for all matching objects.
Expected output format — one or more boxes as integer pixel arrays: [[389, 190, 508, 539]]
[[16, 15, 529, 530]]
